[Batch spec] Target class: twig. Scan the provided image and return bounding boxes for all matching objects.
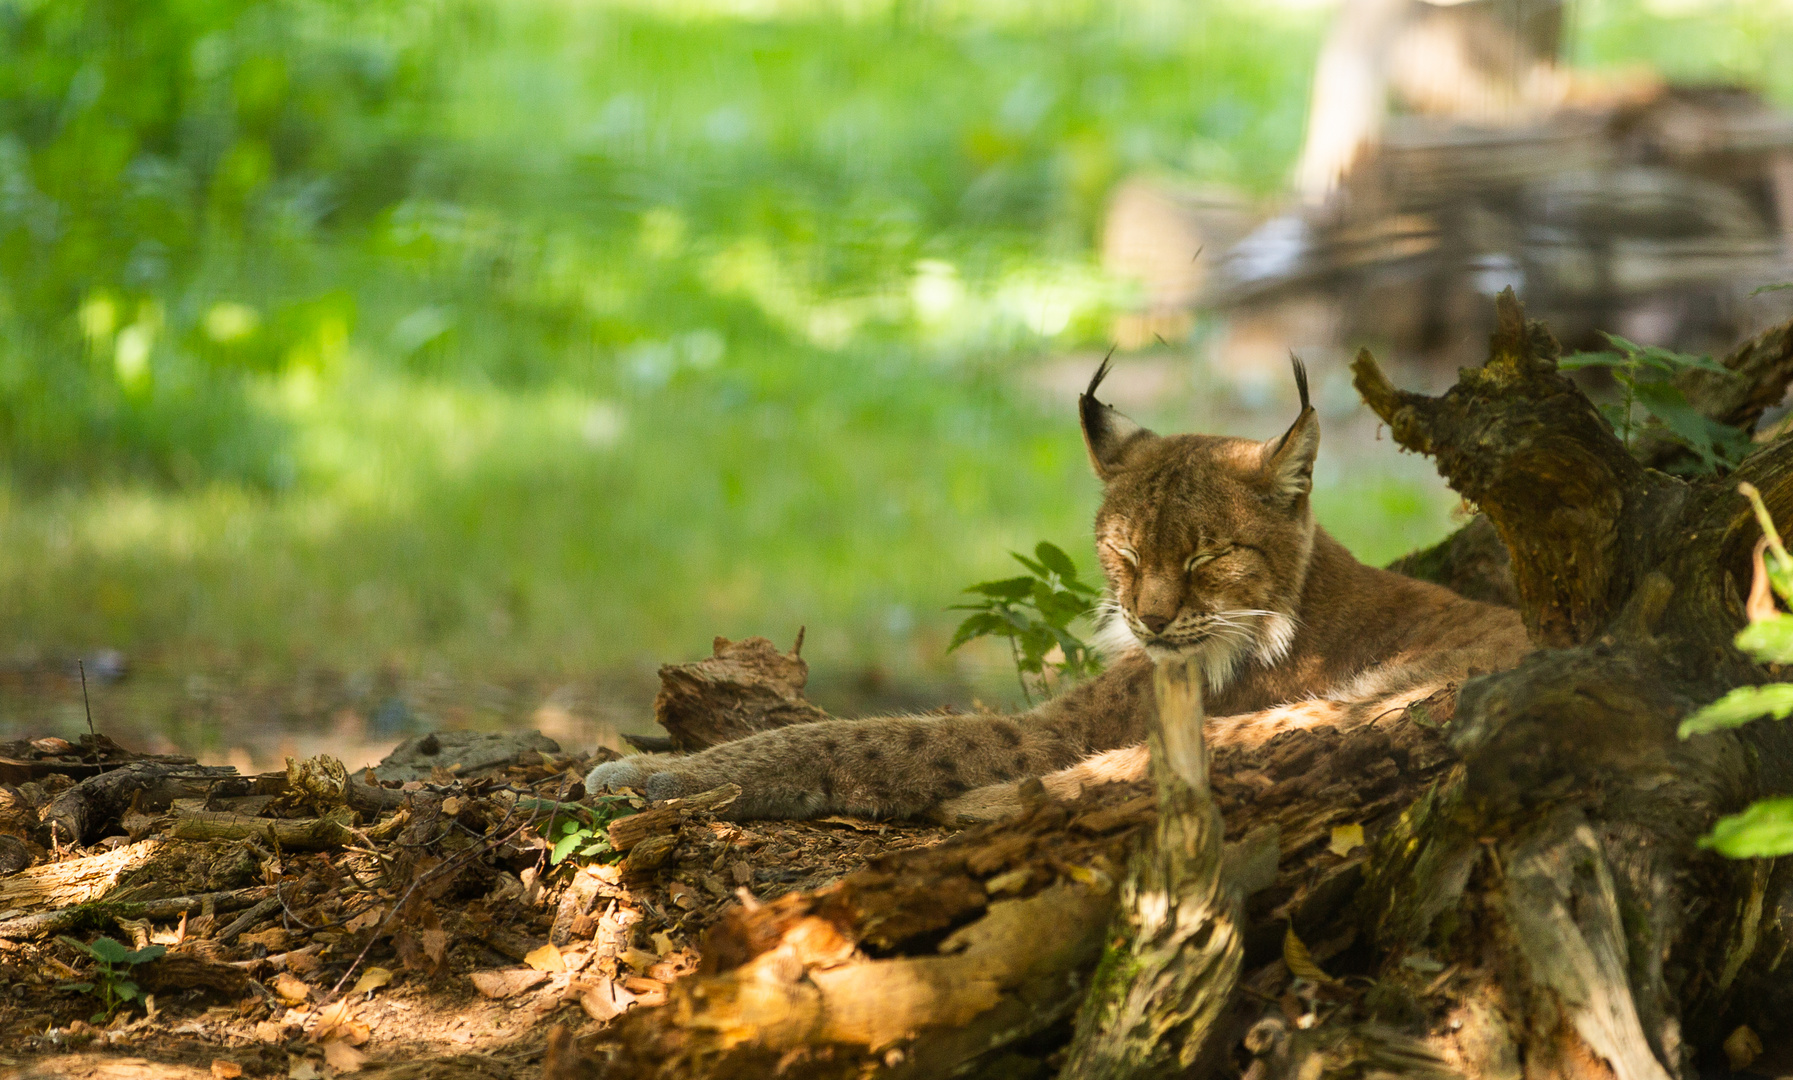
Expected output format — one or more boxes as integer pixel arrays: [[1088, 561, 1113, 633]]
[[321, 799, 538, 1004], [214, 895, 283, 945], [78, 660, 95, 738]]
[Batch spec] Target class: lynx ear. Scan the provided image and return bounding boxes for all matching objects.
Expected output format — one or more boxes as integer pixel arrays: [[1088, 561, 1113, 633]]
[[1262, 354, 1318, 502], [1080, 354, 1154, 480]]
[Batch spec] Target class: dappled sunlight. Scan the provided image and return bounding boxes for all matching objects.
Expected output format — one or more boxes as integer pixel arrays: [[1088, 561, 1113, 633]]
[[1, 0, 1786, 748]]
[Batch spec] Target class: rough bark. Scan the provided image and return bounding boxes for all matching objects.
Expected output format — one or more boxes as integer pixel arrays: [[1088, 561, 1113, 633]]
[[43, 762, 241, 846], [1340, 289, 1793, 1077], [1061, 658, 1242, 1079], [0, 886, 271, 941], [169, 808, 357, 850], [649, 634, 833, 752]]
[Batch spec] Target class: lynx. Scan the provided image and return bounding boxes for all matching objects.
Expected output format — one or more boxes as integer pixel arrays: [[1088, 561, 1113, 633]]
[[586, 359, 1531, 820]]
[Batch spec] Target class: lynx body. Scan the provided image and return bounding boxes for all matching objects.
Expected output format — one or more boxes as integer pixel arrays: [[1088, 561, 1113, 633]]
[[587, 361, 1530, 820]]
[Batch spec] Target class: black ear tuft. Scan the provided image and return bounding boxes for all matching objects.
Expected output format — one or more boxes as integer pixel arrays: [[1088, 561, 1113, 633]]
[[1079, 349, 1152, 480], [1085, 347, 1116, 399], [1272, 353, 1313, 458], [1264, 353, 1319, 501]]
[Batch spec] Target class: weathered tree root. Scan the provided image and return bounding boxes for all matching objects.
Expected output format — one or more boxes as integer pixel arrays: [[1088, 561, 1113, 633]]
[[1060, 659, 1241, 1079]]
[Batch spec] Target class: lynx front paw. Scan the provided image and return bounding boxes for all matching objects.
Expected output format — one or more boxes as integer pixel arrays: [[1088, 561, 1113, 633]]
[[584, 756, 714, 801]]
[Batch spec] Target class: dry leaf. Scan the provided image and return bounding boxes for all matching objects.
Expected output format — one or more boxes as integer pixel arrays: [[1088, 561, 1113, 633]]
[[1328, 824, 1365, 857], [1725, 1025, 1762, 1072], [619, 947, 659, 973], [1283, 927, 1334, 985], [575, 978, 637, 1023], [343, 908, 385, 934], [650, 932, 675, 956], [524, 943, 566, 973], [242, 927, 291, 951], [470, 969, 549, 1000], [351, 967, 393, 996], [288, 1062, 323, 1080], [619, 976, 668, 1007], [648, 951, 698, 983], [273, 973, 313, 1006], [322, 1039, 367, 1074], [311, 999, 371, 1045], [255, 1021, 287, 1044], [420, 928, 449, 965], [211, 1061, 244, 1079], [560, 949, 590, 972], [666, 881, 700, 910], [1748, 538, 1779, 624], [441, 796, 463, 815]]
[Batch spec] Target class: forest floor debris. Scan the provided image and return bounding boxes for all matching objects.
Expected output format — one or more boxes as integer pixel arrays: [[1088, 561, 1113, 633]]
[[0, 729, 954, 1078]]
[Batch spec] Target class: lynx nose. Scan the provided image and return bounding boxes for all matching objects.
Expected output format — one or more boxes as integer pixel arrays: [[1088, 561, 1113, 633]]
[[1138, 614, 1171, 634]]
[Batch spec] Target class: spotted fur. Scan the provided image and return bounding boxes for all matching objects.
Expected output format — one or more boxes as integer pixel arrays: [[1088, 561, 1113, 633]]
[[587, 358, 1530, 821]]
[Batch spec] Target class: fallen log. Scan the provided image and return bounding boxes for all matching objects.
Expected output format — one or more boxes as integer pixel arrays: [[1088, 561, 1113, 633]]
[[0, 885, 272, 940], [43, 762, 240, 846], [0, 838, 260, 911], [170, 808, 356, 850]]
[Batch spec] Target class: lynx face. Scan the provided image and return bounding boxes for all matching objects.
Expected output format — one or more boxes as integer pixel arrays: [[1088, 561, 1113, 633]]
[[1080, 359, 1318, 691]]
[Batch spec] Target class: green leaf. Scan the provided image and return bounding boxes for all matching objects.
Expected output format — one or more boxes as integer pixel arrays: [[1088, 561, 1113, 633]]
[[1632, 381, 1752, 471], [1035, 589, 1089, 626], [1678, 683, 1793, 737], [550, 830, 582, 864], [85, 937, 135, 964], [121, 944, 166, 965], [1701, 797, 1793, 858], [1010, 552, 1049, 578], [58, 982, 94, 994], [1034, 541, 1078, 581], [1751, 282, 1793, 296], [1644, 348, 1730, 376], [949, 611, 1012, 651], [1770, 561, 1793, 609], [113, 980, 141, 1001], [967, 576, 1035, 601], [1737, 617, 1793, 665], [1558, 350, 1624, 371], [1060, 576, 1101, 598]]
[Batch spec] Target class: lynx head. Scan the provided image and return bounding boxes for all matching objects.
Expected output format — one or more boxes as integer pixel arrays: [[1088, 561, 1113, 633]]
[[1082, 356, 1318, 690]]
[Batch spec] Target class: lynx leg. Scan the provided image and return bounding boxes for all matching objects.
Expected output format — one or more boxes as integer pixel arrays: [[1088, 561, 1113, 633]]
[[935, 744, 1151, 823]]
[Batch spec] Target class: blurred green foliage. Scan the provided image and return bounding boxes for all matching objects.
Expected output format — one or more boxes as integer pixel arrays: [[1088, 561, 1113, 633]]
[[0, 0, 1787, 707]]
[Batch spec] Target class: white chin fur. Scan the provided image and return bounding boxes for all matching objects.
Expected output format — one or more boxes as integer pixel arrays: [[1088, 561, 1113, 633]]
[[1091, 610, 1144, 661], [1095, 606, 1292, 696]]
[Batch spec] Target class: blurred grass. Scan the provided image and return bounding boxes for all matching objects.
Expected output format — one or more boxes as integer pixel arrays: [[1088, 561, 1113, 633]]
[[1, 0, 1790, 730]]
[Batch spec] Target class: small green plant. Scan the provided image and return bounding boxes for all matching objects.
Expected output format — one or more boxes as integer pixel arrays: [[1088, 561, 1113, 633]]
[[1559, 333, 1752, 473], [525, 796, 637, 866], [1679, 483, 1793, 857], [949, 541, 1105, 705], [57, 936, 166, 1022]]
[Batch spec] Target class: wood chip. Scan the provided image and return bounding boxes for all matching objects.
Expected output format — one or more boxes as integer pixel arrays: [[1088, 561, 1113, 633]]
[[469, 968, 549, 999], [525, 942, 566, 973]]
